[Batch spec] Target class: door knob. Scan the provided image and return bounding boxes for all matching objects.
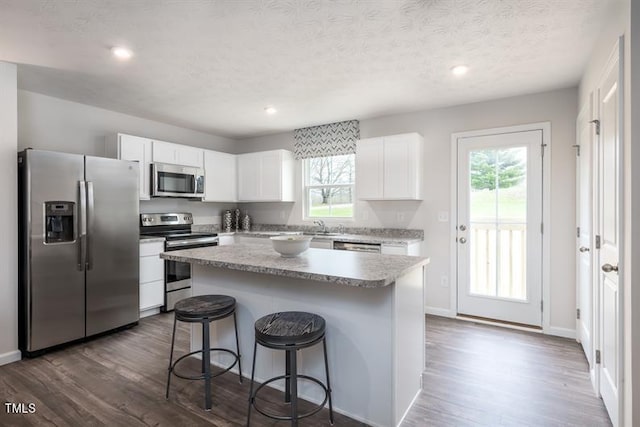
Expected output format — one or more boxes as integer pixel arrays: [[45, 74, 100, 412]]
[[459, 237, 467, 244], [579, 246, 590, 253], [459, 225, 467, 231], [601, 263, 618, 273]]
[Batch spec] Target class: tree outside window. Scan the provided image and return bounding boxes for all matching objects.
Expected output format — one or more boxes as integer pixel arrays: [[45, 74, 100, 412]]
[[304, 154, 355, 218]]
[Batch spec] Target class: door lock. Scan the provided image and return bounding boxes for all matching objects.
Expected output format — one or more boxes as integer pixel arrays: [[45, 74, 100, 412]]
[[579, 246, 590, 253], [459, 225, 467, 231], [459, 237, 467, 244], [601, 263, 618, 273]]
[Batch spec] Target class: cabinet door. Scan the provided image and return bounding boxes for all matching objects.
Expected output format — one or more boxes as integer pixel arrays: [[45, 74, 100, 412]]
[[260, 151, 283, 201], [383, 134, 421, 199], [119, 134, 152, 200], [237, 153, 260, 201], [175, 145, 204, 168], [381, 244, 407, 255], [356, 138, 384, 199], [204, 150, 237, 202], [140, 280, 164, 310], [152, 140, 177, 164]]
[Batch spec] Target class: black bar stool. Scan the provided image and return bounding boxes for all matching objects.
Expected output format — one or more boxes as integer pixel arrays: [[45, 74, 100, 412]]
[[247, 311, 333, 426], [166, 295, 242, 411]]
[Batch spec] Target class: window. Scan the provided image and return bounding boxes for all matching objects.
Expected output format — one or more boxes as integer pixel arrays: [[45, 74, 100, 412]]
[[304, 154, 355, 219]]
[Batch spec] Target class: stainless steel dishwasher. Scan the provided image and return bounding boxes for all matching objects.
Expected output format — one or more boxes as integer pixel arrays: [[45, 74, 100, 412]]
[[333, 241, 382, 253]]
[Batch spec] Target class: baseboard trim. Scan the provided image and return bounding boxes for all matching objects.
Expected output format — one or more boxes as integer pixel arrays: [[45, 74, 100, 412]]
[[424, 306, 454, 317], [0, 350, 21, 366], [396, 388, 421, 427], [546, 326, 577, 340]]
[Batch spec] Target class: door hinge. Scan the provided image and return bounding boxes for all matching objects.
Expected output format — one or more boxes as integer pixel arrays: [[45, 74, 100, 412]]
[[595, 235, 601, 249], [541, 143, 547, 157], [590, 119, 601, 136], [541, 223, 544, 234], [596, 349, 601, 364], [572, 144, 581, 156], [577, 308, 581, 319], [577, 227, 580, 238], [541, 301, 544, 312]]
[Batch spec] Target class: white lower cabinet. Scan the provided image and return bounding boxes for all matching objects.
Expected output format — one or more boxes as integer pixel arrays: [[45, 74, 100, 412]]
[[219, 235, 235, 246], [381, 242, 420, 256], [139, 241, 165, 316], [310, 239, 333, 249]]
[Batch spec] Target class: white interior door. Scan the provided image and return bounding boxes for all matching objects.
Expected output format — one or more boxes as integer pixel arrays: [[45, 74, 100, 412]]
[[456, 130, 543, 327], [596, 42, 621, 426], [576, 99, 595, 373]]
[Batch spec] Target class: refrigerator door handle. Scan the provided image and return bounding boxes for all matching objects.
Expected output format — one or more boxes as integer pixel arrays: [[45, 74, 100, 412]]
[[78, 180, 87, 270], [87, 181, 95, 270]]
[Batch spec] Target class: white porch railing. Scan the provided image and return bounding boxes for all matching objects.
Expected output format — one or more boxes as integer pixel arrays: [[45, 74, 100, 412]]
[[469, 222, 527, 300]]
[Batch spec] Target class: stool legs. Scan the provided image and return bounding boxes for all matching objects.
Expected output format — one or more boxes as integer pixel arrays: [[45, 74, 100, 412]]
[[233, 311, 243, 383], [202, 320, 212, 411], [247, 340, 258, 427], [323, 337, 334, 424], [285, 350, 292, 403], [166, 315, 178, 400], [289, 349, 299, 427]]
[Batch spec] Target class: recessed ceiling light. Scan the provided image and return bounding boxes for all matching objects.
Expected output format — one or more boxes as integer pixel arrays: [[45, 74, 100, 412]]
[[451, 65, 469, 76], [111, 46, 133, 60], [264, 106, 277, 115]]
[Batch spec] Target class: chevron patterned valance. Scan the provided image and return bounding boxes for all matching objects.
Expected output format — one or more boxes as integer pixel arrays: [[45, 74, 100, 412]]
[[293, 120, 359, 160]]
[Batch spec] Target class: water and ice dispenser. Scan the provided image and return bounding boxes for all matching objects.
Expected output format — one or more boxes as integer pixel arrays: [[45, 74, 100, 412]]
[[44, 201, 75, 244]]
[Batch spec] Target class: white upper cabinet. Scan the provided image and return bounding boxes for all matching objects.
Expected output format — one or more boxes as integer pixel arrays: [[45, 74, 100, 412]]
[[105, 133, 152, 200], [355, 133, 423, 200], [237, 149, 295, 202], [203, 150, 237, 202], [152, 140, 204, 168]]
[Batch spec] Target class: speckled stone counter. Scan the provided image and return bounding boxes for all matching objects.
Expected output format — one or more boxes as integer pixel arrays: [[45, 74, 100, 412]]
[[160, 244, 428, 288], [172, 243, 428, 426]]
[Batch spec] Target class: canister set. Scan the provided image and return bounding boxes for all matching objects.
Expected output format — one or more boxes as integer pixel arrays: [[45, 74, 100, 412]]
[[223, 208, 250, 232]]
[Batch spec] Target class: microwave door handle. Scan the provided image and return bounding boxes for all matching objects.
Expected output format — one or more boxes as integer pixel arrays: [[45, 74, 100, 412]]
[[78, 181, 87, 270], [86, 181, 95, 270]]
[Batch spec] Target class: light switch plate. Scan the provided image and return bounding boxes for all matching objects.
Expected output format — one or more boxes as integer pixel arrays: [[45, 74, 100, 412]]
[[438, 211, 449, 222]]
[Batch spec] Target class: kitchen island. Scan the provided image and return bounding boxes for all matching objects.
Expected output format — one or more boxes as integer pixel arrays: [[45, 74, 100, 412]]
[[161, 244, 429, 427]]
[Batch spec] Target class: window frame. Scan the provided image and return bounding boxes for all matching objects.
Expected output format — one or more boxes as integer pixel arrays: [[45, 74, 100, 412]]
[[302, 154, 356, 222]]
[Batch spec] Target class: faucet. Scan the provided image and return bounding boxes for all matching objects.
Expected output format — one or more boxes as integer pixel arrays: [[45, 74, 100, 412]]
[[338, 224, 345, 234], [313, 220, 326, 233]]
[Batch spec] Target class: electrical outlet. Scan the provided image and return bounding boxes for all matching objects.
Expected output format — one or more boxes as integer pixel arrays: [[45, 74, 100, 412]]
[[440, 275, 449, 288], [397, 212, 405, 222], [438, 211, 449, 222]]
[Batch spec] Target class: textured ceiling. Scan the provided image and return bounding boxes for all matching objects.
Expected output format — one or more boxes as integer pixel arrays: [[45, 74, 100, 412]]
[[0, 0, 613, 138]]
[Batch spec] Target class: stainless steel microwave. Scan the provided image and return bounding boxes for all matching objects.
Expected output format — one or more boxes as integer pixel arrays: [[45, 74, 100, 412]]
[[151, 163, 204, 198]]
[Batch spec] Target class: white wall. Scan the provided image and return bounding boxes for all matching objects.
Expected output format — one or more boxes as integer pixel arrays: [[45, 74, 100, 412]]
[[17, 90, 239, 224], [237, 87, 579, 333], [0, 62, 19, 365], [18, 90, 237, 155], [578, 0, 635, 424]]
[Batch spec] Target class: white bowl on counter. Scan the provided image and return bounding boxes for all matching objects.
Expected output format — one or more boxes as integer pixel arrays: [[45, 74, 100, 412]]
[[270, 235, 313, 257]]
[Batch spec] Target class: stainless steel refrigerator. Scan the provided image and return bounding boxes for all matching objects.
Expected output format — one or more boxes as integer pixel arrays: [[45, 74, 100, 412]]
[[18, 149, 140, 357]]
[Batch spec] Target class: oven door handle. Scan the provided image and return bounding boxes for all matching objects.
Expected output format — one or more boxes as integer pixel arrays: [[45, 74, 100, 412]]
[[165, 237, 219, 248]]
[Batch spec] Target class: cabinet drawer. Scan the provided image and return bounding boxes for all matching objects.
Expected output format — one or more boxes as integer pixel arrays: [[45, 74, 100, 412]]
[[140, 280, 164, 311], [140, 241, 164, 257], [140, 255, 164, 283]]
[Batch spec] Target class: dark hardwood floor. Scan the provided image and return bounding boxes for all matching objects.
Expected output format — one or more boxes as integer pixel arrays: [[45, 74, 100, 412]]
[[0, 314, 611, 426], [402, 316, 612, 427]]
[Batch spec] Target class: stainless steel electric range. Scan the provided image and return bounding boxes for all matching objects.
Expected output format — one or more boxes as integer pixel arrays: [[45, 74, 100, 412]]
[[140, 213, 218, 311]]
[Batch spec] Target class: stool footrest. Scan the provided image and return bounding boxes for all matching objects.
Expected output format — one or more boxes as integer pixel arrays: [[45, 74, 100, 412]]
[[250, 374, 329, 421], [170, 348, 240, 381]]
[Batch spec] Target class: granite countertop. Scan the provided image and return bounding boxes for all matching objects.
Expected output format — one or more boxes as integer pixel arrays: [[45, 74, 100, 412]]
[[139, 236, 166, 243], [220, 231, 421, 245], [160, 244, 429, 288]]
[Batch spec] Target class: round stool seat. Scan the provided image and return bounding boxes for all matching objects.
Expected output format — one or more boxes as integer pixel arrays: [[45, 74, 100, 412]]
[[255, 311, 326, 347], [174, 295, 236, 320]]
